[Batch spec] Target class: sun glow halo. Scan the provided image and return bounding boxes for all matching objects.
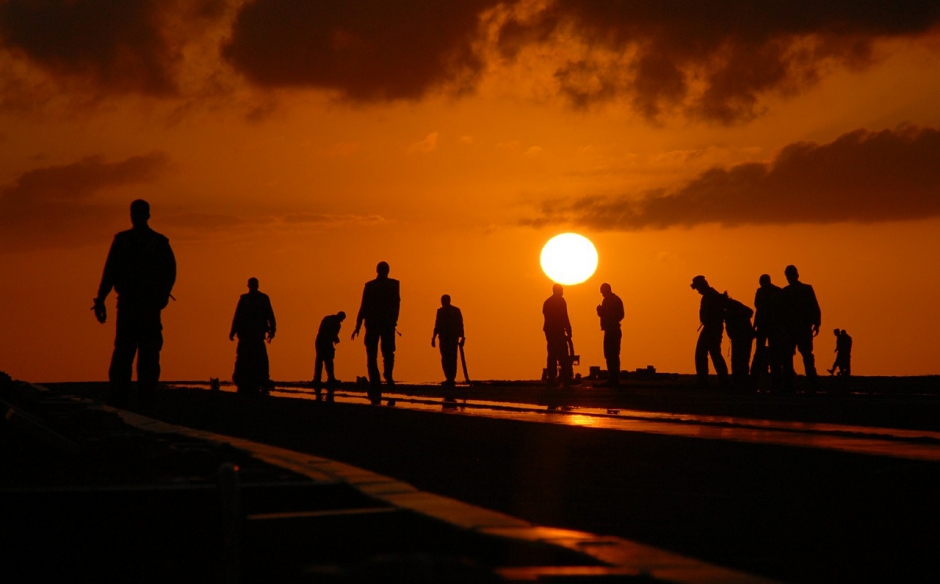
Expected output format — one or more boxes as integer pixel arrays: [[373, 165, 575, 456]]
[[540, 233, 598, 285]]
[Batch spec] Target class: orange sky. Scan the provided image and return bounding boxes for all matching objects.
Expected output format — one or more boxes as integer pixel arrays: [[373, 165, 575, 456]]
[[2, 1, 940, 383]]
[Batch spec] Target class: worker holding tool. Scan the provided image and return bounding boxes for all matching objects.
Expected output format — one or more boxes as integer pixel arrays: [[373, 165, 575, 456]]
[[431, 294, 465, 387], [542, 283, 573, 388]]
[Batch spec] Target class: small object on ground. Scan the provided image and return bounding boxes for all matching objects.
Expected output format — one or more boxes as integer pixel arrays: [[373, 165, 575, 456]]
[[607, 409, 620, 415]]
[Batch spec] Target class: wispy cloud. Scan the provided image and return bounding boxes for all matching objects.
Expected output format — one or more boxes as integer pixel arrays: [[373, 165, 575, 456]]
[[408, 132, 439, 154], [0, 152, 169, 251], [527, 126, 940, 229]]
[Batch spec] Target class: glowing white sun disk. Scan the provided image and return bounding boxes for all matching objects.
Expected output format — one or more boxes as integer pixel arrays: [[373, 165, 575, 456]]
[[540, 233, 598, 285]]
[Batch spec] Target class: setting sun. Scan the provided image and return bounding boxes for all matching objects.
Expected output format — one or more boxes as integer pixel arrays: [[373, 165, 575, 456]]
[[540, 233, 599, 286]]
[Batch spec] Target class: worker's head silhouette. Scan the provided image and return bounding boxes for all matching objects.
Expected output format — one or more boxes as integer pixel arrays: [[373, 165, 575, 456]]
[[130, 199, 150, 228]]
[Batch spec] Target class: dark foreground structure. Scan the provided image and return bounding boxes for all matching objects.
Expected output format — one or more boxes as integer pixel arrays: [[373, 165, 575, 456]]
[[5, 371, 940, 583]]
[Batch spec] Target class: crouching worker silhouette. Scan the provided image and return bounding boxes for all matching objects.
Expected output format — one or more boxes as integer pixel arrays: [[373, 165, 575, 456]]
[[314, 311, 346, 400], [229, 278, 276, 395], [93, 199, 176, 408]]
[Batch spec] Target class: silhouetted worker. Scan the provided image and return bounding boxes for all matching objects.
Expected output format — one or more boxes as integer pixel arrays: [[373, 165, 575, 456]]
[[780, 265, 821, 392], [93, 199, 176, 407], [828, 328, 852, 377], [314, 311, 346, 398], [690, 275, 729, 388], [751, 274, 784, 391], [229, 278, 276, 394], [724, 294, 755, 392], [596, 283, 625, 387], [543, 284, 573, 387], [352, 261, 401, 403], [431, 295, 465, 387]]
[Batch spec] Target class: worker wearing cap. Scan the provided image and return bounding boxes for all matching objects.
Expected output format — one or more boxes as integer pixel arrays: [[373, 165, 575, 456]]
[[690, 275, 729, 388]]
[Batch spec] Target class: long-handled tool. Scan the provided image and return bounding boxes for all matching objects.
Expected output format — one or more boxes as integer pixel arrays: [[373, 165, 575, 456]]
[[567, 337, 580, 366], [459, 343, 471, 384]]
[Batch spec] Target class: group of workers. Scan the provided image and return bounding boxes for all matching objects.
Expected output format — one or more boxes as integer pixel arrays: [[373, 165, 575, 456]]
[[92, 201, 466, 405], [92, 200, 850, 407], [691, 267, 851, 392]]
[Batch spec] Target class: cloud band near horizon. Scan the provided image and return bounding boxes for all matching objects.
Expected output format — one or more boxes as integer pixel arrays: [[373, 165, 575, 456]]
[[527, 126, 940, 230]]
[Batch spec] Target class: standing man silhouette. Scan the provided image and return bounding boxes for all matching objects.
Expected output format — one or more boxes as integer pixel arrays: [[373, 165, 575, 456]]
[[314, 311, 345, 399], [751, 274, 783, 390], [543, 283, 573, 387], [596, 283, 625, 387], [93, 199, 176, 407], [431, 295, 465, 387], [781, 265, 821, 392], [690, 275, 729, 388], [352, 261, 400, 404], [229, 278, 276, 395]]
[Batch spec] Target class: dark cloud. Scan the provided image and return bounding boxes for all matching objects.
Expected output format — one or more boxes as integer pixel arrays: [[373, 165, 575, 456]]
[[0, 153, 169, 251], [500, 0, 940, 122], [528, 126, 940, 230], [0, 0, 173, 94], [0, 0, 225, 96], [2, 1, 937, 119], [222, 0, 498, 100]]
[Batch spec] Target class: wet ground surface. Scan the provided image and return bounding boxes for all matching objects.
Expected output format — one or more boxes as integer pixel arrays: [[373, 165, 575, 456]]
[[2, 379, 668, 583], [254, 385, 940, 462], [36, 377, 940, 584]]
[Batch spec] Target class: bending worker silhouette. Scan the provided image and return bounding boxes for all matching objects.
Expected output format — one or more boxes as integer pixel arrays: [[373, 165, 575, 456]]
[[690, 275, 729, 388], [431, 295, 465, 387], [724, 293, 755, 392], [596, 283, 624, 387], [543, 283, 573, 387], [93, 199, 176, 407], [780, 265, 821, 391], [314, 311, 346, 398], [352, 261, 400, 403], [229, 278, 276, 394]]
